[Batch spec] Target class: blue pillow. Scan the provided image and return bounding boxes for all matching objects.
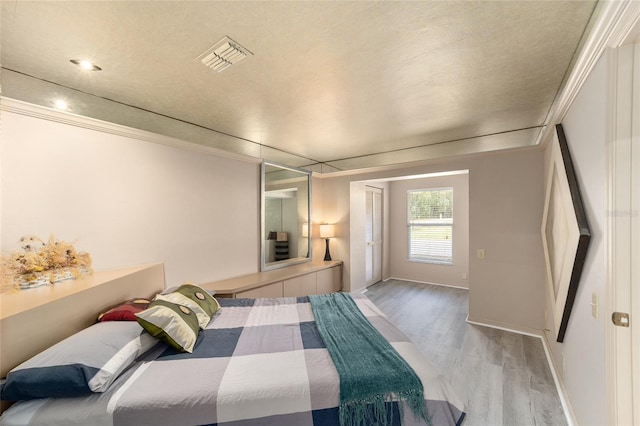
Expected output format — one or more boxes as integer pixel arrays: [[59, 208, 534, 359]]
[[1, 321, 157, 401]]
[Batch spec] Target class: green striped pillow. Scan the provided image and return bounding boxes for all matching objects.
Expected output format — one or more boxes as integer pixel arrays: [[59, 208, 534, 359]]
[[156, 283, 220, 329], [135, 299, 200, 353]]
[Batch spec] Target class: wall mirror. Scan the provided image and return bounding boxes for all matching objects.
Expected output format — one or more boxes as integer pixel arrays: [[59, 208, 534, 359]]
[[261, 162, 312, 271]]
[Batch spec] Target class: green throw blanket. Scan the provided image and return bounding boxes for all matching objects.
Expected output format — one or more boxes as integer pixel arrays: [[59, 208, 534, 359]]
[[309, 293, 429, 426]]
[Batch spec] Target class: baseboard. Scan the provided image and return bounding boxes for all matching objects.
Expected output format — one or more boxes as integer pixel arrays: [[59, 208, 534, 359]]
[[466, 315, 577, 426], [386, 276, 469, 290], [540, 332, 578, 426], [465, 314, 541, 337]]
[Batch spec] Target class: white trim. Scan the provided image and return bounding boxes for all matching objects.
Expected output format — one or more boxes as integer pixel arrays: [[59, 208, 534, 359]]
[[631, 42, 640, 426], [466, 315, 577, 426], [387, 277, 468, 290], [465, 314, 542, 338], [541, 332, 578, 426], [605, 44, 621, 426], [608, 1, 640, 47], [0, 97, 261, 165], [537, 0, 640, 149]]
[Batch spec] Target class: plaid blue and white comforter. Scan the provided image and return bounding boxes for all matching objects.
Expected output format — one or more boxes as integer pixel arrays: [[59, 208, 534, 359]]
[[0, 294, 466, 426]]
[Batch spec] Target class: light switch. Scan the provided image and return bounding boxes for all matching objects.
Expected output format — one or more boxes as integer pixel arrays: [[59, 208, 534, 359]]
[[477, 249, 485, 260], [591, 293, 598, 319]]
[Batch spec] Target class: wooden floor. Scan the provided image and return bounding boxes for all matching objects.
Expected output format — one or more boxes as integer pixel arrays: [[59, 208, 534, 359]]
[[364, 279, 567, 426]]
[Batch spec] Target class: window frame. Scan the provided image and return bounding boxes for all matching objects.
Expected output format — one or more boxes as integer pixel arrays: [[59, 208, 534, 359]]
[[407, 187, 454, 265]]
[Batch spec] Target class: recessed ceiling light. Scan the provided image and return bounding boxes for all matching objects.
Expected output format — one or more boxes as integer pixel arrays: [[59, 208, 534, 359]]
[[53, 99, 69, 110], [70, 59, 102, 71]]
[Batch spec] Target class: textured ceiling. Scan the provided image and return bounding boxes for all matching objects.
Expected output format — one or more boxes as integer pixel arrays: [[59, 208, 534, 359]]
[[0, 1, 597, 171]]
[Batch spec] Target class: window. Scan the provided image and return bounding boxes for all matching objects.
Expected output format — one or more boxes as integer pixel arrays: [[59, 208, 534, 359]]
[[407, 188, 453, 264]]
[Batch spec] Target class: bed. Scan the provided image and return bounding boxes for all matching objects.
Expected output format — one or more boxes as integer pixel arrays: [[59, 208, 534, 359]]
[[0, 267, 466, 426]]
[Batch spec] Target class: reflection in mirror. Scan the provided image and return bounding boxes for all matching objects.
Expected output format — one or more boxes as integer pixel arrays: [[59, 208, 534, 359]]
[[261, 162, 311, 271]]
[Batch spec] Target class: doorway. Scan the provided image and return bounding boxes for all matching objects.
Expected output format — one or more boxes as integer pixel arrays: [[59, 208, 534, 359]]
[[365, 186, 383, 287]]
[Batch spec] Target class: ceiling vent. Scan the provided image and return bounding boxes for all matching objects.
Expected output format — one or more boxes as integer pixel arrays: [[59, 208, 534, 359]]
[[196, 36, 253, 73]]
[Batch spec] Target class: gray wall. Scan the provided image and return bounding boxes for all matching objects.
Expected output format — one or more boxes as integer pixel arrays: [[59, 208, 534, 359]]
[[319, 147, 545, 332], [388, 173, 469, 288]]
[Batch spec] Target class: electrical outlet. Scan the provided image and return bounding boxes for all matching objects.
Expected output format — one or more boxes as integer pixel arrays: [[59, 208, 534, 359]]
[[591, 293, 598, 319], [561, 353, 566, 372], [476, 249, 485, 260]]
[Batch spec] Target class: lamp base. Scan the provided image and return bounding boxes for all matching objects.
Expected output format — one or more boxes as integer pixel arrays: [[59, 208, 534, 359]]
[[324, 238, 332, 261]]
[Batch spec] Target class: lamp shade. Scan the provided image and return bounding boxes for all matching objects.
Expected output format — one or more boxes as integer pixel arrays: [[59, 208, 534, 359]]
[[320, 224, 335, 239], [301, 223, 309, 238]]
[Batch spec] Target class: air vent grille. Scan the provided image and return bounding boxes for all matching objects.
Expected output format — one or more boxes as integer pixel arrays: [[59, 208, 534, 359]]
[[197, 36, 253, 73]]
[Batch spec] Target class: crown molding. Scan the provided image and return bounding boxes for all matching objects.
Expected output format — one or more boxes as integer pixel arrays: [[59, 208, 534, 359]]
[[0, 97, 261, 165], [537, 0, 640, 148]]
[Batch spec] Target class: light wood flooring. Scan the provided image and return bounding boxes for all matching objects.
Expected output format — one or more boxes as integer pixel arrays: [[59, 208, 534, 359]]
[[364, 279, 567, 426]]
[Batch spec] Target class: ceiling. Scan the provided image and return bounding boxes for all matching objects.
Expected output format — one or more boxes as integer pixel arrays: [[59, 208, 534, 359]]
[[0, 1, 598, 172]]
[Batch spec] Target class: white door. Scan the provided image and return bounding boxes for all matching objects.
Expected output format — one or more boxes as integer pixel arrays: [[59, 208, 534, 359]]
[[607, 41, 640, 425], [365, 186, 382, 287]]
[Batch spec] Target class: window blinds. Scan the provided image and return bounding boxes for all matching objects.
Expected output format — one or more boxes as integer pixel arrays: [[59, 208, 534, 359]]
[[407, 188, 453, 264]]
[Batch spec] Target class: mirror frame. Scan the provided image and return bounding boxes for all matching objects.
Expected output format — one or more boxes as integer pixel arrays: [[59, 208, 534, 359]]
[[261, 161, 312, 271]]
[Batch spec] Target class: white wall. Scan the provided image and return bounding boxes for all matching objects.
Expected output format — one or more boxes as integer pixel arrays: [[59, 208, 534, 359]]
[[388, 173, 469, 288], [1, 108, 260, 287], [543, 51, 608, 426], [319, 147, 545, 332]]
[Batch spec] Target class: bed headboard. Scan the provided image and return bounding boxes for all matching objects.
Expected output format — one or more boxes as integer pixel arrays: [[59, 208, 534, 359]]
[[0, 263, 165, 379]]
